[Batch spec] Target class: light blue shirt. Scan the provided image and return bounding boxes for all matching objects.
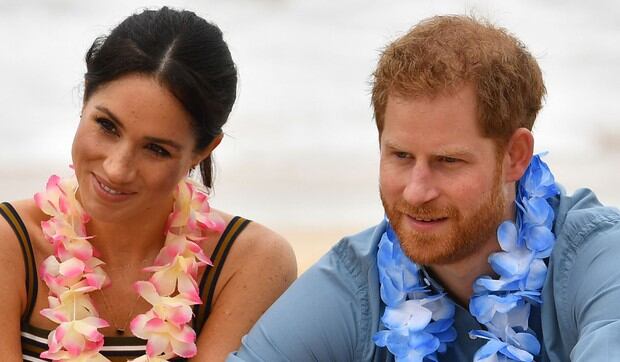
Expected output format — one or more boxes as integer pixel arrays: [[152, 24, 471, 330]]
[[229, 188, 620, 361]]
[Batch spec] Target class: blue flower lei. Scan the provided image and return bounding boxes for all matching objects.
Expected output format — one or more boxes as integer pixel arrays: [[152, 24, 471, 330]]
[[373, 154, 559, 362]]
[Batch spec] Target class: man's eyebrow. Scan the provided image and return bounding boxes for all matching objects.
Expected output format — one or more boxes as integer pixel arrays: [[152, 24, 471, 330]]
[[381, 140, 404, 150], [436, 147, 475, 157], [382, 141, 476, 159], [94, 105, 183, 151]]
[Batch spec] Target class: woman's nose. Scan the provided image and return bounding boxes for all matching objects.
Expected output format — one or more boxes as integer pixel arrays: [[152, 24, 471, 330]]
[[101, 144, 136, 184]]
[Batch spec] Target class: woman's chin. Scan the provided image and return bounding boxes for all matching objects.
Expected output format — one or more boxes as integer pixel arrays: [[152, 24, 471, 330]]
[[82, 201, 128, 224]]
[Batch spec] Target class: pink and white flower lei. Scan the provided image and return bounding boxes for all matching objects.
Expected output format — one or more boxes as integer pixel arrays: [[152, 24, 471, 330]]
[[35, 174, 224, 361]]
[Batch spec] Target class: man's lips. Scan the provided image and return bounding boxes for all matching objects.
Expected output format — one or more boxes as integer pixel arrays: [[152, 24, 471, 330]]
[[403, 214, 449, 231], [408, 216, 448, 222]]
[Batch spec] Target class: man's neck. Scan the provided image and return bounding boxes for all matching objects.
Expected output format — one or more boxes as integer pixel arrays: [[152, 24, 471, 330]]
[[427, 236, 501, 308]]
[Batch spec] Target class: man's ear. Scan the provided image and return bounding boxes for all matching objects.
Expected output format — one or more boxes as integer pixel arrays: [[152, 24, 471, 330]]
[[503, 128, 534, 182], [192, 133, 224, 166]]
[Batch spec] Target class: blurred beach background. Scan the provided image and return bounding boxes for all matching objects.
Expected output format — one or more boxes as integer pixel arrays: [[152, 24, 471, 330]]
[[1, 0, 619, 272]]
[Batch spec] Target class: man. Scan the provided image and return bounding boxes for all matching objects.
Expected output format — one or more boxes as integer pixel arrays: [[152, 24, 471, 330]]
[[228, 15, 620, 361]]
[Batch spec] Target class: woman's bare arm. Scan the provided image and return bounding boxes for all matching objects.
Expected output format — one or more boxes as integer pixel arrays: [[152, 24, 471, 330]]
[[191, 222, 297, 361], [0, 216, 29, 361]]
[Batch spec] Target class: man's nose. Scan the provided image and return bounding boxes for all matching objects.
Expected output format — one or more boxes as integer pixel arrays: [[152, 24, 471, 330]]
[[402, 164, 440, 207]]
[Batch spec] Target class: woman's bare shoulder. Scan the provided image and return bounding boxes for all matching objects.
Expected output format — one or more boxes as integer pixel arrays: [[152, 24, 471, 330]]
[[194, 210, 297, 358], [210, 210, 297, 300], [0, 199, 49, 278], [0, 199, 38, 319], [0, 199, 38, 249], [226, 212, 296, 277], [1, 199, 48, 248], [0, 199, 29, 362]]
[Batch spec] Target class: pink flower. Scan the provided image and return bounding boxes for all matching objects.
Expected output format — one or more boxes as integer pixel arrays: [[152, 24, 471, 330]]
[[37, 174, 220, 361], [41, 345, 109, 362], [41, 218, 94, 261], [134, 281, 198, 322], [40, 280, 99, 323], [131, 310, 197, 358], [146, 254, 203, 298], [131, 281, 200, 358], [146, 230, 212, 299], [151, 233, 211, 282], [41, 256, 108, 296], [156, 233, 211, 266], [166, 179, 224, 236], [41, 316, 108, 360], [35, 175, 89, 232]]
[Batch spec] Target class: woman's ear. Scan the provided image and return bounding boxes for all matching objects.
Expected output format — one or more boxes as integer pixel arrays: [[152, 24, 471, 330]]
[[503, 128, 534, 182], [192, 133, 224, 166]]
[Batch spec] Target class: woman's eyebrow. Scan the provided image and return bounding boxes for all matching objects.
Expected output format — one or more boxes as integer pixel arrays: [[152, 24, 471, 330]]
[[95, 105, 183, 151], [144, 136, 183, 151], [95, 105, 125, 130]]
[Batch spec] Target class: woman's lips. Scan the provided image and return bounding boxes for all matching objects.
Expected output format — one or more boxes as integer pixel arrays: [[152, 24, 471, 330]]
[[91, 173, 136, 202]]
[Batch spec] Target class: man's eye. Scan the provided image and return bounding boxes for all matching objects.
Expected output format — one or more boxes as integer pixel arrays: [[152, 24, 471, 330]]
[[146, 143, 171, 158], [96, 118, 118, 135], [439, 156, 460, 163], [395, 152, 410, 159]]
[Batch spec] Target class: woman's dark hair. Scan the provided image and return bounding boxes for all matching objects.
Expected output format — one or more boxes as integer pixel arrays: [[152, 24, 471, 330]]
[[83, 7, 237, 188]]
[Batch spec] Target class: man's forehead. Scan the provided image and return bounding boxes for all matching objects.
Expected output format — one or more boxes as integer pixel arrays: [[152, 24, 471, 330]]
[[382, 86, 488, 139], [387, 83, 475, 105], [381, 136, 476, 155]]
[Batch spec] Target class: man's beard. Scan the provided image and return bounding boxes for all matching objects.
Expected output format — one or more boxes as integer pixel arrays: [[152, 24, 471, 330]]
[[381, 171, 507, 266]]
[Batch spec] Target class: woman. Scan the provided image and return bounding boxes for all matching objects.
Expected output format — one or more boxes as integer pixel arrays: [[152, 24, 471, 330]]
[[0, 7, 296, 362]]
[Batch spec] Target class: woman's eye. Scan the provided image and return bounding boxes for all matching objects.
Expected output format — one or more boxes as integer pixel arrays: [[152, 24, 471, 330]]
[[96, 118, 118, 135], [146, 143, 171, 158]]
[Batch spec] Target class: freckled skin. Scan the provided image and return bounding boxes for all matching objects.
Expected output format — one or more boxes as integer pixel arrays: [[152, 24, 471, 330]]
[[72, 74, 201, 225]]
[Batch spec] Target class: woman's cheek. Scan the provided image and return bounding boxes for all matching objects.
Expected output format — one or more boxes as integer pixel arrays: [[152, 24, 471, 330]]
[[150, 164, 188, 194]]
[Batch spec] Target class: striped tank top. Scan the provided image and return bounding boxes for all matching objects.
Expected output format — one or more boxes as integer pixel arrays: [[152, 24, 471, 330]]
[[0, 202, 251, 362]]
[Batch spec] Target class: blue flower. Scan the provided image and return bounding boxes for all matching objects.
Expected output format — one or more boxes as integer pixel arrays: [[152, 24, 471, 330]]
[[492, 221, 537, 280], [523, 225, 554, 258], [374, 222, 455, 362], [473, 276, 519, 293], [519, 154, 558, 200], [376, 153, 556, 362], [469, 329, 537, 362], [470, 294, 520, 324], [506, 327, 541, 356], [380, 273, 406, 307], [497, 221, 518, 251], [374, 328, 441, 362], [434, 326, 457, 353], [485, 303, 531, 337], [407, 332, 440, 360], [422, 294, 455, 320], [523, 258, 547, 292], [522, 197, 554, 228], [425, 318, 453, 334], [489, 248, 535, 280], [382, 300, 432, 332], [378, 230, 425, 306]]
